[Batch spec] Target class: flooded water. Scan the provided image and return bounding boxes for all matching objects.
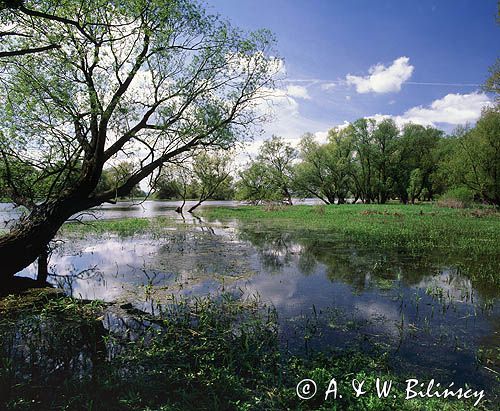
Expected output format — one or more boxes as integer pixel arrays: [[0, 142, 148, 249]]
[[0, 199, 321, 227], [6, 201, 500, 395]]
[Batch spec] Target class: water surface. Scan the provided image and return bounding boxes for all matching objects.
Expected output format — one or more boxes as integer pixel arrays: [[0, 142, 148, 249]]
[[10, 201, 500, 394]]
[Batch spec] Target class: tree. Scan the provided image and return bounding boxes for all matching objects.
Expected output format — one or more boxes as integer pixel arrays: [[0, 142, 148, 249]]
[[236, 161, 277, 204], [97, 162, 146, 200], [0, 0, 61, 58], [484, 58, 500, 101], [237, 136, 296, 205], [371, 119, 399, 204], [187, 151, 233, 213], [154, 174, 186, 200], [294, 133, 337, 204], [407, 168, 424, 204], [346, 119, 377, 203], [0, 0, 279, 281], [294, 130, 354, 204], [325, 128, 355, 204], [446, 107, 500, 206], [389, 123, 444, 204], [256, 135, 297, 204], [154, 162, 193, 212]]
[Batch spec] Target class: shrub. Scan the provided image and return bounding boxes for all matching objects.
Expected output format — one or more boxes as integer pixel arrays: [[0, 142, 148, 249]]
[[437, 187, 474, 208]]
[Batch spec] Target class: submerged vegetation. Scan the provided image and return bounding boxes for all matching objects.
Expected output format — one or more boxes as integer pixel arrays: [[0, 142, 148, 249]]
[[58, 203, 500, 291], [205, 204, 500, 289], [1, 289, 495, 410], [61, 203, 500, 258]]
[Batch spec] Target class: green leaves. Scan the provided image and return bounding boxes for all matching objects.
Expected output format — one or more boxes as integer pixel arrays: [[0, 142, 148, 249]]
[[443, 107, 500, 205], [0, 0, 278, 211], [238, 136, 297, 204]]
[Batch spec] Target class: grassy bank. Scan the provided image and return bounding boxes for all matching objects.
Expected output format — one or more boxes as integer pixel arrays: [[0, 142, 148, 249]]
[[1, 289, 492, 411], [203, 204, 500, 256]]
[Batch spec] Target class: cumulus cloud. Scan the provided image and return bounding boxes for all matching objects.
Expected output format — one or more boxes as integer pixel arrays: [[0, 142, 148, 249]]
[[346, 56, 414, 94], [286, 85, 311, 100], [347, 93, 492, 131], [235, 82, 330, 165], [313, 130, 329, 143], [401, 92, 492, 125], [254, 80, 330, 140]]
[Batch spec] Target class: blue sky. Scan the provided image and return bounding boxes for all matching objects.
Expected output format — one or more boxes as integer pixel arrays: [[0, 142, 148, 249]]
[[205, 0, 499, 144]]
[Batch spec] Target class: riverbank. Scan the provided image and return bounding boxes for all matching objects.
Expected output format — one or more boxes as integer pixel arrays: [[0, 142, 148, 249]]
[[203, 204, 500, 255], [0, 288, 492, 411]]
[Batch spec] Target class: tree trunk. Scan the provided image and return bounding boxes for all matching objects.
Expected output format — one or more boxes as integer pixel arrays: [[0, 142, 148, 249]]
[[283, 188, 293, 205], [325, 192, 336, 205], [0, 197, 92, 283], [176, 187, 188, 214], [188, 201, 202, 213], [37, 246, 49, 284]]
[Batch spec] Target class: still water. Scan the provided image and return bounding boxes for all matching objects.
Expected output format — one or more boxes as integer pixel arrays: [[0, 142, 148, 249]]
[[7, 201, 500, 392], [0, 198, 321, 226]]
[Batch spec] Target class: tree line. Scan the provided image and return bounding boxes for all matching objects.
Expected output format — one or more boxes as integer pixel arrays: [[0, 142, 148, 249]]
[[237, 107, 500, 206], [151, 106, 499, 208], [9, 107, 494, 210]]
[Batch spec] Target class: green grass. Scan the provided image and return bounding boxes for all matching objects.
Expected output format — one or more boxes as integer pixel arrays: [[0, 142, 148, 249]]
[[203, 204, 500, 256], [1, 289, 493, 411], [61, 216, 174, 236]]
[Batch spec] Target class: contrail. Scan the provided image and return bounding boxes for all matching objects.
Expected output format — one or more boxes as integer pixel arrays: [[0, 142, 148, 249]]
[[285, 79, 480, 87], [405, 81, 480, 87]]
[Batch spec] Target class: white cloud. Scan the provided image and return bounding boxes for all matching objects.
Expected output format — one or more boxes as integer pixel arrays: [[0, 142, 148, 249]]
[[320, 82, 337, 91], [344, 92, 492, 132], [336, 121, 352, 131], [256, 86, 300, 121], [240, 131, 326, 166], [346, 56, 414, 94], [254, 79, 330, 141], [286, 85, 311, 100], [235, 80, 330, 165], [401, 92, 492, 126], [365, 113, 395, 125], [313, 131, 328, 143]]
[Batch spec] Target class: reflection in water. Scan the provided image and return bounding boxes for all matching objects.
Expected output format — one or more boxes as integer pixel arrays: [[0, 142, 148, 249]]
[[13, 215, 500, 391], [1, 304, 105, 384], [0, 298, 169, 387], [235, 223, 499, 389]]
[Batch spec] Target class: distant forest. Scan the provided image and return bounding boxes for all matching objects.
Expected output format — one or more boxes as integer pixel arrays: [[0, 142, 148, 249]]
[[152, 107, 499, 208]]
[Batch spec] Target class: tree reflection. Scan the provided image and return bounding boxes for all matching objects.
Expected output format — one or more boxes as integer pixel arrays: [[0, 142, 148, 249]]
[[236, 222, 499, 298]]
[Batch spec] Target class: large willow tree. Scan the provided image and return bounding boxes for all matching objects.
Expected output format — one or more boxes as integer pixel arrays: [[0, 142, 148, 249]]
[[0, 0, 279, 281]]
